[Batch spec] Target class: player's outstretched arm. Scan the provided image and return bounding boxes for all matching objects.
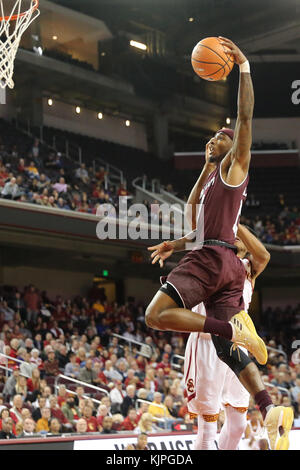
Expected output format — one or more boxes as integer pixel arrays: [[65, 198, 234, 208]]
[[219, 37, 254, 173], [237, 224, 270, 282]]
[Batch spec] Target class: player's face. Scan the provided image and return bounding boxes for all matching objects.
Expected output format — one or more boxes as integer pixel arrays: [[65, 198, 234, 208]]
[[208, 132, 232, 162], [234, 237, 247, 258]]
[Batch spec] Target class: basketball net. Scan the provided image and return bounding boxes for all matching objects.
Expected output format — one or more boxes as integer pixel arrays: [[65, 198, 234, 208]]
[[0, 0, 40, 89]]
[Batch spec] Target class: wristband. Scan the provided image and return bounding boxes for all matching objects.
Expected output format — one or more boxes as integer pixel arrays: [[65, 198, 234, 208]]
[[239, 60, 250, 73]]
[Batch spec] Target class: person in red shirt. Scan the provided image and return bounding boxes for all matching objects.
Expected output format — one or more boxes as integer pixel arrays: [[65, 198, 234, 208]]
[[156, 353, 171, 376], [82, 404, 98, 432], [121, 409, 139, 431], [49, 395, 73, 432], [23, 285, 40, 324], [0, 408, 17, 435]]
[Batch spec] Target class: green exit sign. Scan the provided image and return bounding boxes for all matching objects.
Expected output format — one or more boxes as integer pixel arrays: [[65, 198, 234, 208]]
[[102, 270, 109, 277]]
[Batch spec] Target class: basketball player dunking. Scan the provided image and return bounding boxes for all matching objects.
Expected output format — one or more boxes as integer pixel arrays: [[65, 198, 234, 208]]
[[185, 225, 270, 450], [145, 37, 294, 449]]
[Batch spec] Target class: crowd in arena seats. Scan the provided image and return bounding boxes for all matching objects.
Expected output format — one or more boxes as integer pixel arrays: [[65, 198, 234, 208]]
[[0, 125, 132, 216], [0, 282, 299, 440], [0, 118, 299, 244], [241, 203, 300, 246]]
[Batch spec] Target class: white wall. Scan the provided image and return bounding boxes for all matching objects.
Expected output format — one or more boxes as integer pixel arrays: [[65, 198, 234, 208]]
[[232, 117, 300, 149], [43, 99, 148, 151]]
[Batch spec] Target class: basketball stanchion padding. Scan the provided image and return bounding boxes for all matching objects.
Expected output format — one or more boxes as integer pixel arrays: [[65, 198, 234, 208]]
[[0, 0, 40, 89]]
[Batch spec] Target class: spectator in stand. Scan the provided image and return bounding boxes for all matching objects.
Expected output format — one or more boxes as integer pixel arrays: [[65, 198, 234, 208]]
[[148, 392, 173, 422], [30, 348, 43, 369], [18, 417, 36, 437], [100, 416, 114, 434], [32, 397, 47, 422], [0, 300, 15, 322], [109, 380, 124, 414], [134, 412, 160, 434], [23, 285, 40, 324], [61, 396, 81, 427], [64, 352, 80, 379], [52, 177, 68, 194], [75, 163, 89, 185], [9, 394, 24, 425], [76, 418, 88, 434], [78, 358, 99, 385], [14, 375, 28, 401], [291, 375, 300, 403], [25, 161, 39, 179], [43, 349, 60, 377], [82, 404, 98, 432], [3, 366, 20, 399], [1, 177, 21, 200], [121, 385, 136, 417], [57, 385, 69, 408], [121, 409, 139, 432], [27, 367, 41, 402], [0, 417, 16, 439], [96, 404, 109, 430], [49, 395, 72, 432], [103, 360, 123, 383], [56, 343, 69, 369], [156, 353, 171, 376], [48, 418, 61, 435], [19, 352, 36, 379], [36, 407, 51, 433]]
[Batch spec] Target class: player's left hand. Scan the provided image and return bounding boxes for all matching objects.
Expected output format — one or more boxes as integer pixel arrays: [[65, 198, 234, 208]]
[[218, 36, 247, 65]]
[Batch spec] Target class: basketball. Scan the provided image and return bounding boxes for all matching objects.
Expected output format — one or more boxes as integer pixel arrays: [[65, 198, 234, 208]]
[[191, 36, 234, 81]]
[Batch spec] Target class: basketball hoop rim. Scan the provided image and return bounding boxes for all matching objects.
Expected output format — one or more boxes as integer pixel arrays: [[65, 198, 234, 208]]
[[0, 0, 39, 22]]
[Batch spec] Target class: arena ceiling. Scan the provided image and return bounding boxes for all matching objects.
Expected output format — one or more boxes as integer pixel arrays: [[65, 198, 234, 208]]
[[52, 0, 300, 66]]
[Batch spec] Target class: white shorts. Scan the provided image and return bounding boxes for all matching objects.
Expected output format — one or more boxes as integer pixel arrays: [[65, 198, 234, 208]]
[[184, 332, 250, 416]]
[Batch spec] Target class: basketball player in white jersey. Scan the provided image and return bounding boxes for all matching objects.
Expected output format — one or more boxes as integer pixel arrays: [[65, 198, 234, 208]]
[[184, 224, 270, 450]]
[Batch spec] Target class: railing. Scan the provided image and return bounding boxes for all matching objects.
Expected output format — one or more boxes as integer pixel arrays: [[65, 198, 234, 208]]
[[264, 382, 292, 400], [54, 374, 109, 402], [170, 354, 184, 372], [0, 354, 32, 379], [135, 398, 168, 429], [111, 334, 151, 358], [266, 346, 288, 361]]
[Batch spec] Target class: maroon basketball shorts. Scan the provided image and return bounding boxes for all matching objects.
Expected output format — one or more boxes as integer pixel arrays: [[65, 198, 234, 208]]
[[160, 246, 245, 322]]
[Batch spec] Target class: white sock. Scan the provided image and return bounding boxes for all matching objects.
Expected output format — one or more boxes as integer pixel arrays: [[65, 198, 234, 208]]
[[194, 415, 204, 450], [219, 406, 247, 450]]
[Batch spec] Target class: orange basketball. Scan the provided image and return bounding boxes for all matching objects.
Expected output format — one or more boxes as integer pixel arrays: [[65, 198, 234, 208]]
[[191, 37, 234, 81]]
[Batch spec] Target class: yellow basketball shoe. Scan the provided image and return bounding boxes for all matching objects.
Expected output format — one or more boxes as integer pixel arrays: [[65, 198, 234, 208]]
[[230, 310, 268, 365], [264, 406, 294, 450]]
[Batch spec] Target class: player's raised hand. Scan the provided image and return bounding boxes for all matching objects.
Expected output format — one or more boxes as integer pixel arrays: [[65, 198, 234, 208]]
[[147, 241, 174, 267], [218, 36, 247, 65]]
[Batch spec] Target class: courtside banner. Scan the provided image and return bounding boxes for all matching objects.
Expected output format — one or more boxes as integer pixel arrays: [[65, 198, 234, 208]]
[[73, 430, 300, 451], [74, 433, 196, 450]]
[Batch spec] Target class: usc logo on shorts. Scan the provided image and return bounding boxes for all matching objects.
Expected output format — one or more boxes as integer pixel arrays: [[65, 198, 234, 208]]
[[187, 378, 195, 393]]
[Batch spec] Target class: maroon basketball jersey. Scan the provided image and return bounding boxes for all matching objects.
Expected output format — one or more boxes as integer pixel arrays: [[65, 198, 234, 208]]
[[195, 159, 249, 245]]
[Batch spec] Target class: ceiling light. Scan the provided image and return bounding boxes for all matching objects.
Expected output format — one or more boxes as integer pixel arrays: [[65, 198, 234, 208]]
[[48, 98, 53, 106], [75, 106, 81, 114], [98, 112, 103, 120], [188, 17, 194, 22], [125, 120, 131, 127], [52, 35, 58, 40], [130, 40, 147, 51], [226, 117, 231, 125]]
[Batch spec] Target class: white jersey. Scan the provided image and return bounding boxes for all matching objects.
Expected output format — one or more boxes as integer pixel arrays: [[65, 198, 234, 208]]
[[184, 257, 252, 414]]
